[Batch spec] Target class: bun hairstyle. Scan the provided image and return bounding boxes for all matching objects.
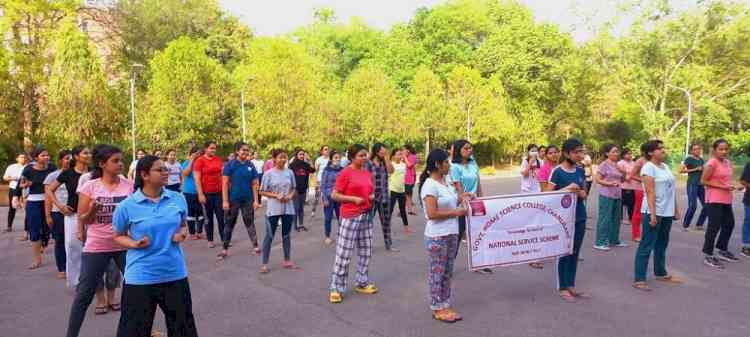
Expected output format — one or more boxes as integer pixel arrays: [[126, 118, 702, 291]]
[[347, 144, 367, 161], [91, 144, 122, 179], [134, 155, 161, 191], [560, 138, 583, 165], [69, 145, 87, 168], [418, 149, 450, 202]]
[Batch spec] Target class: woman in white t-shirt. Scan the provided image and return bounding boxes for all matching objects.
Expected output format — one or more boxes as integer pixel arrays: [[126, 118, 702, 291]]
[[520, 144, 543, 193], [419, 149, 474, 323], [165, 149, 182, 192]]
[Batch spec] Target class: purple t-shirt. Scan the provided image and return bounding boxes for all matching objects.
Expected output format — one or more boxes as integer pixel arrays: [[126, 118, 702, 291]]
[[597, 160, 623, 199]]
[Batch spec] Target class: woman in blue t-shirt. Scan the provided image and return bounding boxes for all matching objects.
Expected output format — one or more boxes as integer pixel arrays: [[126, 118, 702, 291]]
[[181, 145, 205, 240], [545, 138, 590, 303], [113, 156, 198, 337]]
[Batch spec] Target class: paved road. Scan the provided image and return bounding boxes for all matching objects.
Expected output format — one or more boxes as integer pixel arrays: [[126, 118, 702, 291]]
[[1, 177, 749, 337]]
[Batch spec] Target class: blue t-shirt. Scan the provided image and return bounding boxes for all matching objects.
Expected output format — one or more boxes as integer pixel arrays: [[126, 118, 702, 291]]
[[112, 189, 188, 285], [549, 165, 587, 222], [450, 161, 480, 193], [180, 161, 196, 194], [223, 159, 259, 202]]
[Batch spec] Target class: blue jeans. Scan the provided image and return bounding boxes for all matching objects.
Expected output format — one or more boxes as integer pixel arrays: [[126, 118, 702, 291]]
[[323, 200, 340, 238], [683, 184, 707, 228], [743, 206, 750, 247], [558, 219, 586, 290], [262, 215, 293, 264]]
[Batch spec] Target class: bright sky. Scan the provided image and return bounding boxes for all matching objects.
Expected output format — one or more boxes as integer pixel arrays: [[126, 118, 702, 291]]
[[216, 0, 664, 42]]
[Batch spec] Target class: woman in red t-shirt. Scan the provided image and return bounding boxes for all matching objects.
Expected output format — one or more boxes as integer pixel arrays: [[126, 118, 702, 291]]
[[328, 144, 377, 304], [193, 141, 225, 248]]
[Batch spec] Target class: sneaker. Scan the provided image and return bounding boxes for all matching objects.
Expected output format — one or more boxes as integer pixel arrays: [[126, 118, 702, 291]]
[[740, 247, 750, 258], [615, 242, 629, 248], [593, 245, 611, 251], [703, 256, 724, 269], [354, 284, 378, 294], [717, 250, 740, 262], [475, 268, 493, 274], [682, 227, 690, 232]]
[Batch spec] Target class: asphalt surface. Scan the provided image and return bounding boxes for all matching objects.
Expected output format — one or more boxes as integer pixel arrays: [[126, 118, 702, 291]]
[[1, 177, 749, 337]]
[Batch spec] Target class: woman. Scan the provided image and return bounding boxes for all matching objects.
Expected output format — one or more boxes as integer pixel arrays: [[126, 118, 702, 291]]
[[127, 149, 146, 181], [219, 142, 260, 259], [48, 146, 91, 287], [312, 145, 331, 218], [181, 146, 204, 240], [321, 150, 344, 245], [193, 141, 224, 248], [539, 145, 547, 161], [259, 149, 298, 273], [680, 144, 707, 231], [165, 149, 182, 192], [628, 148, 648, 242], [112, 155, 198, 337], [404, 144, 418, 215], [329, 144, 377, 304], [633, 140, 682, 291], [3, 153, 27, 232], [20, 147, 55, 269], [367, 143, 396, 251], [594, 144, 626, 251], [537, 145, 559, 191], [44, 150, 72, 278], [545, 138, 589, 302], [618, 149, 637, 226], [289, 149, 315, 232], [520, 144, 542, 193], [701, 139, 740, 268], [583, 150, 594, 197], [65, 144, 131, 337], [420, 149, 472, 323], [389, 148, 411, 234]]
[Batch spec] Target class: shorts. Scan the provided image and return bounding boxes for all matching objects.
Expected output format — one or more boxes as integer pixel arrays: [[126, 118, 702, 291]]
[[405, 184, 415, 195], [26, 200, 46, 242]]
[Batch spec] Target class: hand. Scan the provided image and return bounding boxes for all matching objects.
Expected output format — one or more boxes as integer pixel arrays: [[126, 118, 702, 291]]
[[77, 230, 85, 242], [727, 185, 737, 192], [650, 214, 657, 228], [454, 206, 468, 217], [90, 199, 103, 213], [253, 201, 260, 210], [133, 236, 150, 249], [352, 196, 364, 205], [60, 205, 74, 216], [198, 193, 207, 205], [172, 230, 187, 243], [369, 194, 374, 201], [674, 209, 680, 221], [222, 201, 230, 211], [280, 195, 289, 203], [46, 215, 54, 227], [567, 183, 581, 191], [460, 192, 476, 202], [190, 152, 201, 161]]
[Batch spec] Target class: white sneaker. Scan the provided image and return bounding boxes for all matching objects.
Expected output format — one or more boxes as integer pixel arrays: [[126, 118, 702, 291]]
[[616, 242, 629, 248], [593, 245, 611, 251]]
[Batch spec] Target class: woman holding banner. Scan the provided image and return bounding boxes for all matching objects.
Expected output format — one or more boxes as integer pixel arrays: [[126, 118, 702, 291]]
[[420, 149, 473, 323], [546, 138, 589, 303]]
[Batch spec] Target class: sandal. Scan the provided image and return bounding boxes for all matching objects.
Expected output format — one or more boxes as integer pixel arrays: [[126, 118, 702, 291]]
[[95, 306, 108, 315], [260, 265, 270, 274], [432, 309, 457, 323], [656, 275, 684, 284], [253, 247, 261, 255], [28, 262, 41, 270], [282, 261, 300, 270], [208, 242, 216, 248], [217, 251, 228, 260], [632, 282, 652, 291], [109, 303, 121, 311], [559, 290, 577, 303], [446, 308, 463, 321], [568, 289, 591, 299], [56, 272, 66, 279], [329, 291, 343, 304], [529, 262, 544, 269]]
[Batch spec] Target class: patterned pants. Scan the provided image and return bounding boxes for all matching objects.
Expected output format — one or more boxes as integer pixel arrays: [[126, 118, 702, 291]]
[[330, 213, 372, 293], [426, 234, 458, 310], [369, 199, 393, 249]]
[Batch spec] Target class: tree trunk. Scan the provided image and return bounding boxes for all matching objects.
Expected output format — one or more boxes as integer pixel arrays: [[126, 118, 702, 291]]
[[22, 84, 35, 153]]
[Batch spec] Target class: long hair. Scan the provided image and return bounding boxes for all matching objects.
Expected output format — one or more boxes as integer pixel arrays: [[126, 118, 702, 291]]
[[69, 145, 87, 169], [560, 139, 583, 166], [91, 144, 122, 179], [134, 155, 160, 191], [418, 149, 450, 203], [370, 143, 386, 161], [451, 139, 472, 164]]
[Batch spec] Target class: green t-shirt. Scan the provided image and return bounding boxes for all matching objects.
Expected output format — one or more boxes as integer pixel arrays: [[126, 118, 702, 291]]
[[683, 156, 704, 186]]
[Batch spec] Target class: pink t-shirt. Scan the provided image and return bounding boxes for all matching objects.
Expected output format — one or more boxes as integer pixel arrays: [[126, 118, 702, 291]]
[[405, 153, 417, 185], [618, 160, 639, 190], [538, 160, 555, 183], [705, 158, 733, 204], [79, 177, 133, 253]]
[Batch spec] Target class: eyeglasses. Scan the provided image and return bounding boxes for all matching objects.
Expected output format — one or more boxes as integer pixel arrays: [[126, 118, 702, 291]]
[[151, 167, 169, 173]]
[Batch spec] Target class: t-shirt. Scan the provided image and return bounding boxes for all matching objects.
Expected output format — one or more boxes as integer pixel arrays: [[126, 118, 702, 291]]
[[113, 189, 188, 285], [315, 156, 329, 182], [260, 168, 296, 216], [166, 161, 182, 186], [597, 160, 623, 199], [44, 170, 68, 212], [180, 161, 196, 194], [617, 160, 639, 190], [263, 159, 274, 173], [193, 155, 223, 194], [57, 168, 85, 211], [420, 177, 459, 237], [537, 160, 555, 184], [223, 159, 259, 202], [741, 163, 750, 206], [129, 160, 138, 174], [251, 159, 265, 175], [335, 167, 374, 218], [629, 158, 647, 191], [389, 162, 406, 193], [405, 153, 417, 185], [450, 161, 480, 194], [520, 158, 542, 193], [21, 164, 55, 201], [705, 158, 733, 204], [549, 165, 587, 222], [640, 162, 676, 217], [78, 177, 133, 253], [683, 156, 705, 186], [289, 160, 315, 193], [3, 163, 24, 189]]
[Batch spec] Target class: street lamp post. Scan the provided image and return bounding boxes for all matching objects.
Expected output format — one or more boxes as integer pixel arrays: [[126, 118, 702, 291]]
[[667, 84, 693, 157], [129, 63, 144, 160], [240, 77, 255, 143]]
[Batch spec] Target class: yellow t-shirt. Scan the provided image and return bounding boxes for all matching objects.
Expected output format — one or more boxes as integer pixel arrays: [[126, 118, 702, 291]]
[[389, 162, 406, 193]]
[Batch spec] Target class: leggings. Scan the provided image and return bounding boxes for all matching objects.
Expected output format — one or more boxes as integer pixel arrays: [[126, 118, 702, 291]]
[[622, 189, 635, 221], [51, 212, 66, 273], [223, 200, 258, 249], [262, 215, 293, 264], [388, 191, 409, 227], [293, 192, 307, 229], [184, 193, 204, 235], [117, 278, 198, 337], [203, 193, 224, 242], [6, 187, 19, 230], [66, 251, 126, 337], [703, 203, 734, 256]]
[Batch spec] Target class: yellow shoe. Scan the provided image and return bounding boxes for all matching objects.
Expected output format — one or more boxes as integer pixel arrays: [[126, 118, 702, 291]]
[[329, 291, 343, 303], [354, 284, 378, 295]]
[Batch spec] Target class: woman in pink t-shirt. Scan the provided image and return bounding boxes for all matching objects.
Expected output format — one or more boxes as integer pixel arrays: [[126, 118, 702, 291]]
[[66, 145, 134, 337], [537, 145, 559, 190], [404, 144, 418, 215], [700, 139, 740, 267]]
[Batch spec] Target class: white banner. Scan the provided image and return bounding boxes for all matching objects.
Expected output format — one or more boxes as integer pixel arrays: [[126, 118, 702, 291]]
[[466, 191, 577, 270]]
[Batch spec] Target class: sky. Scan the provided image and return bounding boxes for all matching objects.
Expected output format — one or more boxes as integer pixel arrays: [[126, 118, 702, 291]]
[[216, 0, 648, 42]]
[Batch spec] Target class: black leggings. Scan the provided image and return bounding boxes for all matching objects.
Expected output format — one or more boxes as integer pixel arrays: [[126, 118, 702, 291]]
[[66, 251, 126, 337], [223, 200, 257, 249], [117, 278, 198, 337], [388, 191, 408, 227], [51, 212, 66, 273], [184, 193, 204, 235], [6, 188, 19, 230], [203, 193, 224, 242], [703, 203, 735, 255], [622, 189, 635, 221]]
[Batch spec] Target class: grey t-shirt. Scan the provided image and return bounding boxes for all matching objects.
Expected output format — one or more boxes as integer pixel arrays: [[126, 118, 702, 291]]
[[260, 168, 296, 216], [44, 169, 68, 212]]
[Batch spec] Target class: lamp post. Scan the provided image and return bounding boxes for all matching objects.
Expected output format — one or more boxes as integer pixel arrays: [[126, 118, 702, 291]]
[[129, 63, 144, 160], [240, 77, 255, 143], [667, 84, 693, 157]]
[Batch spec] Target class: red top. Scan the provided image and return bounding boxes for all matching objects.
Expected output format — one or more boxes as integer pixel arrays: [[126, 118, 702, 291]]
[[194, 155, 223, 193], [335, 166, 374, 218]]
